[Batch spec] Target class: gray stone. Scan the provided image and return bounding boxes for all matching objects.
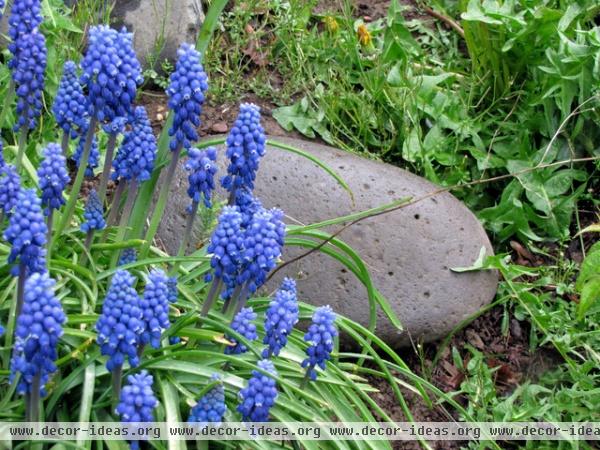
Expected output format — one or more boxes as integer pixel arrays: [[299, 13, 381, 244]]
[[111, 0, 204, 67], [157, 136, 498, 347]]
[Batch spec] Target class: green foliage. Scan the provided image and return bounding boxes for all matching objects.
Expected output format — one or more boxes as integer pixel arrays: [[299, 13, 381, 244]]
[[575, 237, 600, 319], [207, 0, 600, 242]]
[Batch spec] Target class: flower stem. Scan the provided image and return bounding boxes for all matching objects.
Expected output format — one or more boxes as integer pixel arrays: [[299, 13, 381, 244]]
[[61, 131, 69, 158], [16, 122, 29, 172], [112, 366, 123, 410], [16, 263, 26, 317], [299, 370, 311, 390], [110, 181, 139, 268], [26, 375, 41, 422], [102, 180, 125, 242], [46, 209, 54, 246], [170, 201, 199, 277], [200, 277, 223, 317], [80, 230, 94, 266], [0, 211, 4, 225], [140, 145, 182, 258], [52, 116, 98, 248], [97, 133, 118, 204]]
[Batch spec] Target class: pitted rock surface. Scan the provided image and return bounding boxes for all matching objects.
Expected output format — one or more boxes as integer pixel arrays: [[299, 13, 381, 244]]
[[111, 0, 204, 66], [157, 136, 498, 347]]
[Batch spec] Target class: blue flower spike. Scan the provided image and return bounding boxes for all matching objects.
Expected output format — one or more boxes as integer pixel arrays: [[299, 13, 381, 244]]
[[139, 269, 171, 350], [205, 206, 244, 289], [9, 29, 47, 132], [238, 207, 286, 294], [81, 190, 106, 233], [52, 61, 89, 139], [188, 374, 226, 425], [7, 0, 42, 41], [167, 277, 178, 304], [4, 188, 47, 276], [10, 272, 66, 397], [80, 25, 142, 123], [112, 106, 157, 184], [237, 359, 278, 422], [185, 146, 218, 209], [225, 307, 257, 355], [118, 248, 137, 266], [95, 270, 143, 371], [38, 143, 70, 215], [167, 43, 208, 152], [262, 279, 299, 357], [0, 164, 21, 218], [221, 103, 266, 194], [116, 370, 158, 450], [301, 306, 338, 381]]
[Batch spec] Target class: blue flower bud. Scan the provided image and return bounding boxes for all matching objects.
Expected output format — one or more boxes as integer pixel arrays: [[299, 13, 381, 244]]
[[0, 164, 21, 216], [262, 279, 298, 357], [167, 43, 208, 151], [7, 0, 42, 41], [185, 146, 217, 209], [116, 370, 158, 449], [139, 269, 171, 349], [3, 188, 47, 276], [205, 206, 244, 290], [238, 208, 286, 293], [112, 107, 156, 183], [37, 143, 70, 215], [80, 26, 142, 122], [118, 248, 137, 266], [80, 190, 106, 232], [188, 374, 226, 424], [301, 306, 338, 381], [233, 187, 262, 228], [237, 359, 278, 422], [52, 61, 89, 138], [167, 276, 178, 304], [9, 29, 46, 131], [221, 103, 266, 193], [10, 272, 66, 396], [102, 116, 128, 136], [225, 307, 257, 355], [95, 270, 143, 371]]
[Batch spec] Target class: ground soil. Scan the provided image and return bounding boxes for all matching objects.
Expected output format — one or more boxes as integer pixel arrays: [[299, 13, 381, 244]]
[[135, 0, 596, 447]]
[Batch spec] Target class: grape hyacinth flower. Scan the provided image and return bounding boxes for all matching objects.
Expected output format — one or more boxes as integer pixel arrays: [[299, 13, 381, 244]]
[[238, 208, 286, 295], [72, 127, 100, 178], [237, 359, 278, 422], [80, 25, 142, 123], [301, 306, 338, 381], [116, 371, 158, 450], [225, 307, 257, 355], [0, 164, 21, 219], [4, 188, 47, 278], [52, 61, 89, 147], [234, 187, 262, 228], [142, 42, 208, 258], [10, 272, 65, 421], [95, 270, 143, 372], [139, 269, 170, 350], [185, 147, 218, 209], [262, 280, 298, 357], [280, 277, 296, 293], [37, 143, 70, 217], [81, 190, 106, 233], [10, 29, 47, 170], [167, 43, 208, 152], [7, 0, 42, 41], [118, 248, 137, 266], [221, 103, 266, 196], [112, 107, 157, 185], [188, 375, 226, 424], [167, 277, 178, 304]]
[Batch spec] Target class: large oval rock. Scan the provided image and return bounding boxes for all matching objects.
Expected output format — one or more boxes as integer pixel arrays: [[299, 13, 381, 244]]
[[158, 136, 498, 347], [111, 0, 204, 66]]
